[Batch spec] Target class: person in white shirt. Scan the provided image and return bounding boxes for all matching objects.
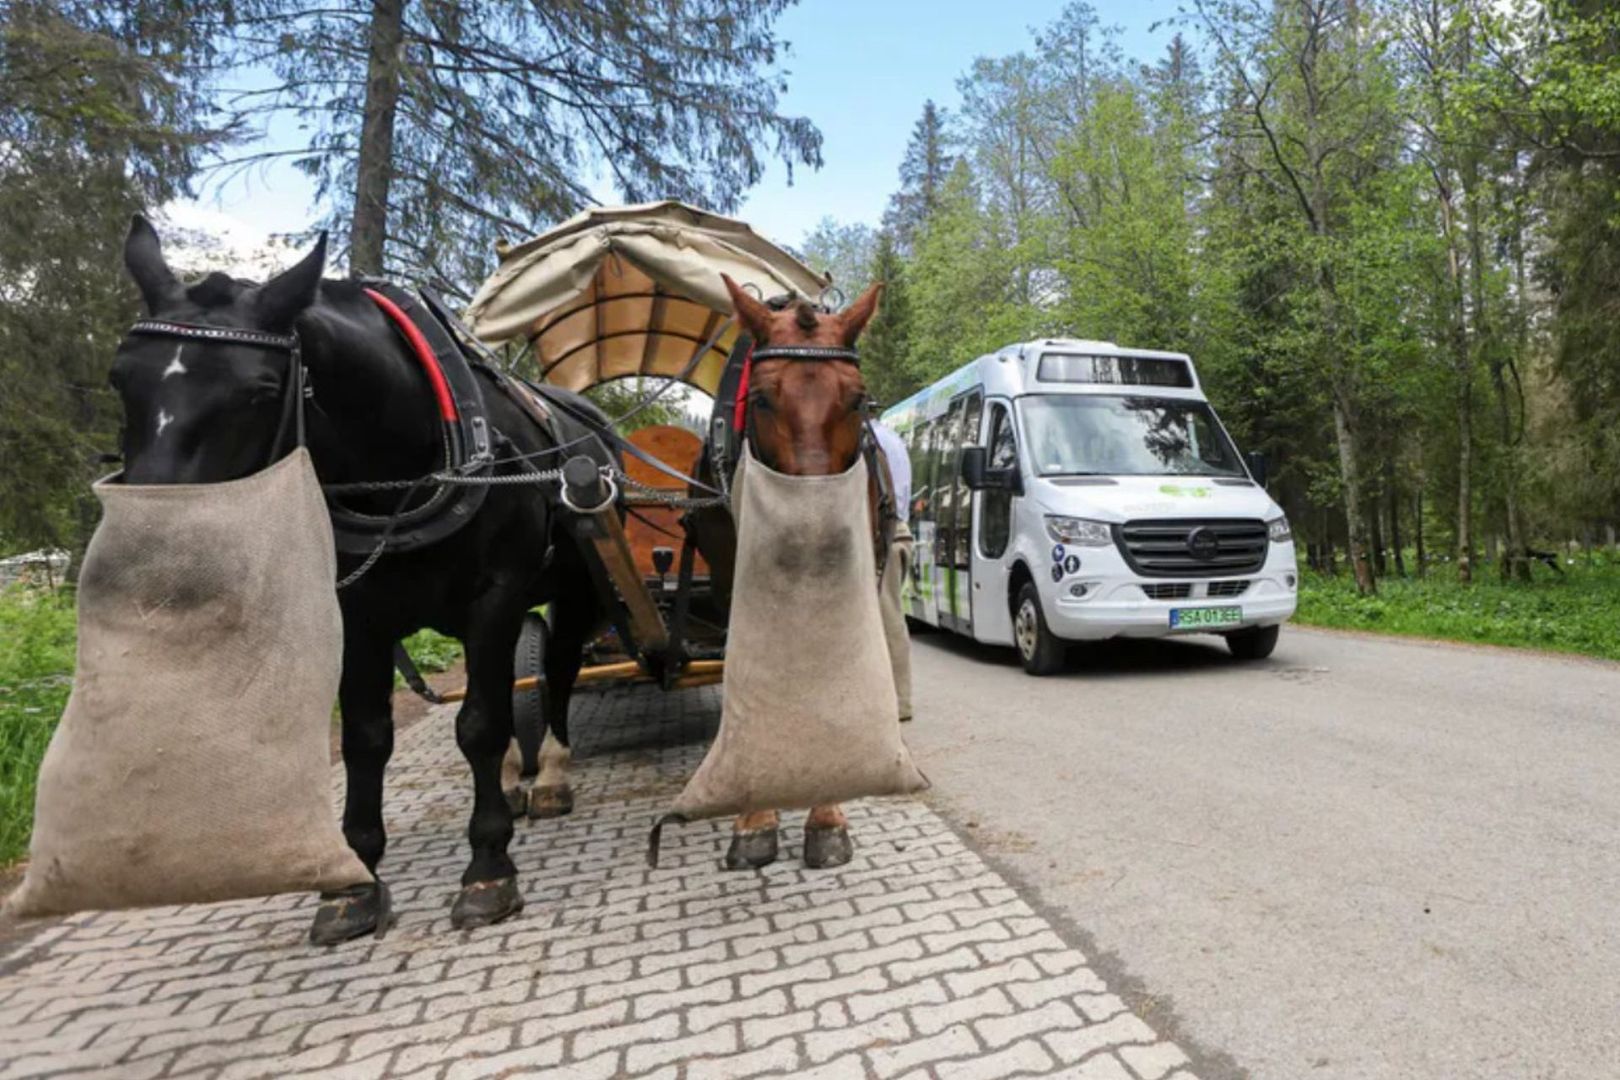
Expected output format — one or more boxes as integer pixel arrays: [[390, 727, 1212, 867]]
[[870, 420, 914, 722], [871, 421, 912, 528]]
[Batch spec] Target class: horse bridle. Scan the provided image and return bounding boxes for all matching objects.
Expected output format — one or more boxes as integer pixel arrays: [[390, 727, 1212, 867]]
[[737, 340, 897, 581], [748, 344, 862, 365], [127, 319, 307, 469]]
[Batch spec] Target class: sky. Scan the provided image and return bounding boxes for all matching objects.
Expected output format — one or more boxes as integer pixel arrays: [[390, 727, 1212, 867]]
[[172, 0, 1181, 273]]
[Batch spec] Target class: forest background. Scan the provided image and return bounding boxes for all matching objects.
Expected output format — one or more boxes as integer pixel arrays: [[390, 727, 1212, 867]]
[[4, 0, 1619, 589]]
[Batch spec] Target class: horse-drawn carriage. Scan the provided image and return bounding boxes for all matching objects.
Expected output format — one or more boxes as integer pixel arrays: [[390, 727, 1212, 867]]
[[428, 202, 833, 717]]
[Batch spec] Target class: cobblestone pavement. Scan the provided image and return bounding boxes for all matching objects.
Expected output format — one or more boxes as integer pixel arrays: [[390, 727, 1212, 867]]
[[1, 684, 1199, 1080]]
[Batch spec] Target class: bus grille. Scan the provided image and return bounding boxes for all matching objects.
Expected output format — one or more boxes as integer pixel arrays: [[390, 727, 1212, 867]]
[[1115, 519, 1269, 578]]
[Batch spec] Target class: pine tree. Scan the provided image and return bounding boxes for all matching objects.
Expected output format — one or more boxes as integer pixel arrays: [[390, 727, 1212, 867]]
[[860, 230, 915, 408], [0, 0, 229, 557], [233, 0, 825, 286], [883, 101, 955, 253]]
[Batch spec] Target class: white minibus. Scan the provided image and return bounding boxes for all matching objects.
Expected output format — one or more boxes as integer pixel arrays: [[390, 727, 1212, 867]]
[[881, 339, 1297, 675]]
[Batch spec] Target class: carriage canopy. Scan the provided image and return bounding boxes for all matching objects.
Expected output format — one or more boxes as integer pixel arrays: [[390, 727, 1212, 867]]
[[464, 201, 829, 399]]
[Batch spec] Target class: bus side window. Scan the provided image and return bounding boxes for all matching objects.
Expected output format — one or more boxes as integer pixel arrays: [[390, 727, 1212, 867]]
[[980, 403, 1016, 559], [915, 420, 936, 526], [907, 421, 931, 525], [934, 399, 964, 567], [954, 392, 983, 569]]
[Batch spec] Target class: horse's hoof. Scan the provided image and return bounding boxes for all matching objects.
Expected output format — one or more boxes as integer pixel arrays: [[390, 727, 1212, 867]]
[[723, 828, 779, 870], [527, 783, 574, 819], [309, 881, 393, 946], [504, 781, 532, 818], [803, 825, 854, 869], [450, 877, 523, 930]]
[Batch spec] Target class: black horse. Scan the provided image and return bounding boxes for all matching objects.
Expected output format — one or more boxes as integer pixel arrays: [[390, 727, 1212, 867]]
[[111, 216, 612, 942]]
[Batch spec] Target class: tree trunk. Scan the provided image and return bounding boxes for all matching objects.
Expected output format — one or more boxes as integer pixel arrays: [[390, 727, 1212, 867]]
[[1414, 487, 1426, 577], [350, 0, 406, 278], [1434, 163, 1474, 585], [1494, 203, 1532, 583], [1370, 494, 1387, 576], [1388, 461, 1405, 577], [1456, 379, 1473, 583], [1331, 395, 1376, 595]]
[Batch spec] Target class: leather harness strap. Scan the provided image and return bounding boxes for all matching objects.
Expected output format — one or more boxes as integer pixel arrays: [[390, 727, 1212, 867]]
[[321, 282, 495, 556], [362, 289, 460, 422]]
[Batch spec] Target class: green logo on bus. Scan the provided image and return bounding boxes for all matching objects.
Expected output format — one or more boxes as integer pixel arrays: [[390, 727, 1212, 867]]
[[1159, 483, 1212, 498]]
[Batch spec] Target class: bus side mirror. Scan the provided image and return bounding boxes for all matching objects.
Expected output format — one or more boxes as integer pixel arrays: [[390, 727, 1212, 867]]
[[961, 447, 989, 489], [962, 447, 1022, 494], [1246, 450, 1269, 487]]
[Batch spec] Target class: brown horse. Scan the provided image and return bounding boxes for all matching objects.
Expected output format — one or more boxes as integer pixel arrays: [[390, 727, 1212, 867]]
[[719, 273, 886, 869]]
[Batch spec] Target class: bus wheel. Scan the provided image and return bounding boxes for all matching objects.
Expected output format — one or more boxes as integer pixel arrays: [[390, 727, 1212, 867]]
[[1013, 582, 1066, 676], [1226, 624, 1279, 660]]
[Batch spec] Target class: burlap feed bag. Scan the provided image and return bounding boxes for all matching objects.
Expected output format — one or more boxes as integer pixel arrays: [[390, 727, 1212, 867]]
[[879, 520, 914, 722], [648, 445, 928, 864], [7, 449, 371, 917]]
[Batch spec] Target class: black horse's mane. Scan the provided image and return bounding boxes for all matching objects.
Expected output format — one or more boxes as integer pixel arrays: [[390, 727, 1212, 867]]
[[182, 270, 374, 311], [184, 271, 254, 306]]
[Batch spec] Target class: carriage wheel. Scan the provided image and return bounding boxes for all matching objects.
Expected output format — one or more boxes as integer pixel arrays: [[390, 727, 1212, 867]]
[[512, 611, 549, 778]]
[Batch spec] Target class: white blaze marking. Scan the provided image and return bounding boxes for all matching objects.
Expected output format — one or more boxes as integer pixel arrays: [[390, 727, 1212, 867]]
[[156, 409, 174, 437], [161, 345, 186, 379]]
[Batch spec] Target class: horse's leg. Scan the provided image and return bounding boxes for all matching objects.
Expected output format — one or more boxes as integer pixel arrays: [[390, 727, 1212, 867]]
[[726, 810, 781, 870], [528, 577, 593, 819], [501, 741, 526, 816], [310, 626, 395, 945], [506, 612, 548, 813], [450, 589, 526, 930], [804, 803, 853, 869]]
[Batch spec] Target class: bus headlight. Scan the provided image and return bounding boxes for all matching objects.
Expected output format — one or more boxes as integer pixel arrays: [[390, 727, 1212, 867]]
[[1045, 516, 1113, 546], [1267, 515, 1292, 543]]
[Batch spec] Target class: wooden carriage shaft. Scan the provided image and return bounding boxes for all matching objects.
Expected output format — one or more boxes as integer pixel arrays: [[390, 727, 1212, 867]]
[[577, 504, 671, 654], [439, 659, 725, 703]]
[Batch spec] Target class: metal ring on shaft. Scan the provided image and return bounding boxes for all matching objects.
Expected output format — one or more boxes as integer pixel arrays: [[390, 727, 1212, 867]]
[[558, 470, 619, 516]]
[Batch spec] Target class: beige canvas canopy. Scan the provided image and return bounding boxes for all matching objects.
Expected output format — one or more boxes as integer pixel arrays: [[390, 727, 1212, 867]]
[[464, 201, 830, 398]]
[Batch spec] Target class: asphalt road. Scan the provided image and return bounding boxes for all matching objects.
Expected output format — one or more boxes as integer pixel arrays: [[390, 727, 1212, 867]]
[[904, 625, 1620, 1080]]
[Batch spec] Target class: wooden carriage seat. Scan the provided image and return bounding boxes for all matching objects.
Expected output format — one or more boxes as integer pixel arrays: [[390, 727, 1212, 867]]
[[623, 424, 710, 579]]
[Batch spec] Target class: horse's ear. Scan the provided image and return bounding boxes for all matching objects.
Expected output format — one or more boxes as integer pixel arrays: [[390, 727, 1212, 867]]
[[721, 274, 772, 342], [254, 232, 327, 330], [125, 214, 180, 313], [839, 282, 884, 347]]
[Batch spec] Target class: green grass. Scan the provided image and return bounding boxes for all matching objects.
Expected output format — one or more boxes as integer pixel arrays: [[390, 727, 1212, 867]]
[[396, 628, 464, 682], [0, 586, 78, 865], [1296, 551, 1620, 662]]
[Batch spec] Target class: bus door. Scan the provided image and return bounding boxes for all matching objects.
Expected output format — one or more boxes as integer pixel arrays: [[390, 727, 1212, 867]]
[[933, 390, 982, 634], [970, 399, 1019, 645]]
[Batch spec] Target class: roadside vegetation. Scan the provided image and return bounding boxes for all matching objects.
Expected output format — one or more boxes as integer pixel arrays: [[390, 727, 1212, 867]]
[[1297, 551, 1620, 662], [0, 587, 76, 865]]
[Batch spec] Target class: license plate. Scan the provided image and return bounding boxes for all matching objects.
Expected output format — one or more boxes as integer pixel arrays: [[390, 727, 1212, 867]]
[[1169, 606, 1243, 629]]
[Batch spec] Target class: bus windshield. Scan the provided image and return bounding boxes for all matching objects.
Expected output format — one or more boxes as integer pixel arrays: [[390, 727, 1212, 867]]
[[1020, 394, 1246, 478]]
